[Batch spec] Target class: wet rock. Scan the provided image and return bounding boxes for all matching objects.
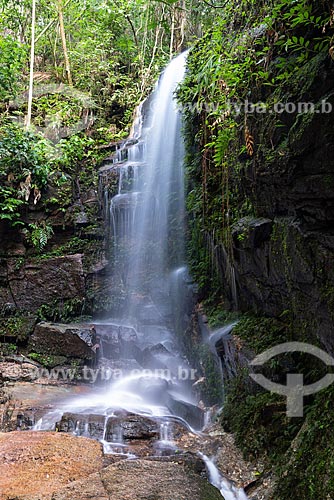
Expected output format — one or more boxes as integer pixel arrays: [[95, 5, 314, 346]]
[[126, 343, 168, 370], [28, 322, 95, 360], [0, 382, 93, 432], [148, 343, 172, 355], [56, 412, 106, 439], [105, 413, 159, 441], [167, 397, 204, 430], [232, 217, 273, 249]]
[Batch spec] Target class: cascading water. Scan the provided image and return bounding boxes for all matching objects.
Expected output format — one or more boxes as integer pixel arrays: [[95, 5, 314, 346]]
[[199, 454, 249, 500], [35, 51, 196, 427], [33, 52, 248, 500]]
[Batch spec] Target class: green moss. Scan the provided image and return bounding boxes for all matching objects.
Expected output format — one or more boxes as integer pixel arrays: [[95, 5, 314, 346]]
[[320, 284, 334, 322], [0, 314, 36, 341], [274, 386, 334, 499], [232, 314, 292, 353], [222, 375, 298, 461], [27, 352, 68, 367], [194, 343, 224, 405]]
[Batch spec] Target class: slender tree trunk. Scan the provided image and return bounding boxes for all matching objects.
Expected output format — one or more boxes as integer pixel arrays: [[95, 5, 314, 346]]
[[169, 5, 175, 60], [35, 0, 71, 43], [58, 0, 73, 86], [26, 0, 36, 129]]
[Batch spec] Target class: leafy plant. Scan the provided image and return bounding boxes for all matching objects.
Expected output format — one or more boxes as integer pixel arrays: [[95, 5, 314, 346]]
[[0, 35, 26, 102], [25, 222, 54, 252]]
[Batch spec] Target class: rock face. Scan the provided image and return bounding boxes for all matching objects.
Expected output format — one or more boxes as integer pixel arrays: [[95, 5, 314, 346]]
[[2, 254, 85, 312], [28, 322, 96, 360], [232, 215, 334, 350], [233, 56, 334, 349]]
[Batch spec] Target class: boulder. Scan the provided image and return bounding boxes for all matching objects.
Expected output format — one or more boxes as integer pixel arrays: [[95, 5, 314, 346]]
[[167, 397, 204, 430], [105, 413, 159, 441], [102, 459, 222, 500], [28, 322, 95, 360], [56, 412, 106, 439]]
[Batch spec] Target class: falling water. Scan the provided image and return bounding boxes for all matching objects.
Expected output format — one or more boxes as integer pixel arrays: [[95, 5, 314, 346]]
[[32, 52, 248, 499], [35, 51, 195, 426], [109, 52, 187, 319], [199, 453, 249, 500]]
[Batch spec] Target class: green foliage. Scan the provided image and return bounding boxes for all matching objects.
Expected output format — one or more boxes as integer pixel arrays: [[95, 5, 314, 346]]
[[53, 134, 98, 174], [233, 314, 293, 353], [0, 123, 51, 225], [0, 186, 25, 225], [27, 352, 68, 368], [0, 123, 51, 184], [0, 35, 25, 102], [0, 314, 36, 342], [194, 343, 224, 405], [0, 342, 17, 356], [25, 222, 54, 252], [222, 372, 300, 461], [37, 297, 84, 322]]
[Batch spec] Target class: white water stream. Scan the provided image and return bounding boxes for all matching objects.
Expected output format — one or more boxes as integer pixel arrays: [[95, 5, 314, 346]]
[[33, 52, 248, 500]]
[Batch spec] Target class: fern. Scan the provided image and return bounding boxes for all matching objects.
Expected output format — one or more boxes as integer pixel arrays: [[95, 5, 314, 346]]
[[213, 125, 235, 167], [28, 222, 54, 252]]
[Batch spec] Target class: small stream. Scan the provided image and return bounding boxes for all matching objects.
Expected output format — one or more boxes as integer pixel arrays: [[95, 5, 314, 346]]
[[33, 52, 248, 500]]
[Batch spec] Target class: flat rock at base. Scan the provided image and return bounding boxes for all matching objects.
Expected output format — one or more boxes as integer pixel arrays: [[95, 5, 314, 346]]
[[0, 431, 103, 500], [52, 459, 223, 500], [51, 472, 109, 500], [102, 459, 223, 500]]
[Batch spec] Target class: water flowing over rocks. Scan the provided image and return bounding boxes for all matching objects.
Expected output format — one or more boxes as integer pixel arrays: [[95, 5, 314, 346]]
[[0, 52, 261, 500]]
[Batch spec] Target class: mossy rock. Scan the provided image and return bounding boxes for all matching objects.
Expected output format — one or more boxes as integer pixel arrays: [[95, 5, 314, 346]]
[[27, 352, 69, 368]]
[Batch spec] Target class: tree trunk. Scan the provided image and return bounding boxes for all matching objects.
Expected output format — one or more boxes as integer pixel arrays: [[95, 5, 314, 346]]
[[26, 0, 36, 129], [58, 0, 73, 86]]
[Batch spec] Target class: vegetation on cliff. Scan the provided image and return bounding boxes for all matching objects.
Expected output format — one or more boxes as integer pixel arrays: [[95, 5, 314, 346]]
[[177, 1, 334, 498], [1, 1, 334, 497]]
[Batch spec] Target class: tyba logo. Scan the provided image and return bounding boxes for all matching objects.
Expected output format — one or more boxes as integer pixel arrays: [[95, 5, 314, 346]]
[[249, 342, 334, 417]]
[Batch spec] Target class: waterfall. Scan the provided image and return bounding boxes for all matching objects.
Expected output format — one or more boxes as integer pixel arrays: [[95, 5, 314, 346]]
[[109, 52, 187, 320], [32, 52, 248, 500]]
